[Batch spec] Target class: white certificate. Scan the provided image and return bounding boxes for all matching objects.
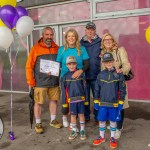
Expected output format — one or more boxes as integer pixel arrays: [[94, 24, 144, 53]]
[[40, 59, 60, 76]]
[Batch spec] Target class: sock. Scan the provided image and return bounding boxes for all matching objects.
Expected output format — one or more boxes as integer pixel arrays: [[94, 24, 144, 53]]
[[71, 123, 77, 132], [36, 119, 41, 124], [110, 121, 117, 138], [80, 122, 85, 131], [51, 115, 56, 122], [99, 121, 106, 138], [62, 116, 68, 122]]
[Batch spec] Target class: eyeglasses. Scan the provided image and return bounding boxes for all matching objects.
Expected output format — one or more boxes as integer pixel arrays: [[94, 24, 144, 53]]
[[103, 39, 113, 42]]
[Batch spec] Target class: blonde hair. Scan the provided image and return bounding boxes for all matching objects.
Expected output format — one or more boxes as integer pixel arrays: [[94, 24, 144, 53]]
[[101, 33, 118, 52], [64, 29, 81, 56]]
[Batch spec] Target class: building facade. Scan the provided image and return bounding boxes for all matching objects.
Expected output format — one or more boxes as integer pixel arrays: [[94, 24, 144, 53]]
[[0, 0, 150, 101]]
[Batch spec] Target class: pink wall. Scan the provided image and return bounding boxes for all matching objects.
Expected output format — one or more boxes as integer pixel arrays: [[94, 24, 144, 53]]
[[95, 15, 150, 100]]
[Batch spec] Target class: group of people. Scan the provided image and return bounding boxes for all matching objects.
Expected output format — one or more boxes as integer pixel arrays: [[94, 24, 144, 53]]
[[26, 22, 131, 149]]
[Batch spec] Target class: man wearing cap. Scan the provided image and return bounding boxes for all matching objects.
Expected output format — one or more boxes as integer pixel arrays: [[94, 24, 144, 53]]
[[80, 22, 101, 122]]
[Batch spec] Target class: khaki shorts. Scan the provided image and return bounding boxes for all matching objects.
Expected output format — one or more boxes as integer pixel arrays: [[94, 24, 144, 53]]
[[34, 86, 60, 104]]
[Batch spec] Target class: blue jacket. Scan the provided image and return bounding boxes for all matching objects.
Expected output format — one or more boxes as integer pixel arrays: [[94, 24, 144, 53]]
[[94, 68, 126, 107], [80, 35, 101, 80], [61, 71, 87, 109]]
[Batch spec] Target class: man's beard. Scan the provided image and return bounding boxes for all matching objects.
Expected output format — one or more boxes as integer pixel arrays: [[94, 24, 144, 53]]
[[45, 38, 52, 46]]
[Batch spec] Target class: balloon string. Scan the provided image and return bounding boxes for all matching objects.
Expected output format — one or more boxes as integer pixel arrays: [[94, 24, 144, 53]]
[[8, 48, 12, 67], [11, 34, 19, 70], [10, 33, 20, 132], [10, 66, 13, 132], [11, 48, 19, 70]]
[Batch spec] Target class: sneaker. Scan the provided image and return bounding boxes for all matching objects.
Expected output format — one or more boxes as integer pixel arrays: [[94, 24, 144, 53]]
[[63, 120, 69, 128], [50, 119, 62, 129], [93, 136, 105, 145], [35, 123, 44, 134], [110, 137, 117, 149], [114, 129, 121, 139], [69, 124, 79, 133], [68, 131, 78, 140], [80, 130, 86, 140]]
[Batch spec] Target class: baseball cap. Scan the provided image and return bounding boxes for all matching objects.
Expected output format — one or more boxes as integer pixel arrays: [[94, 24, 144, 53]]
[[86, 22, 96, 30], [66, 56, 77, 64], [102, 52, 114, 62]]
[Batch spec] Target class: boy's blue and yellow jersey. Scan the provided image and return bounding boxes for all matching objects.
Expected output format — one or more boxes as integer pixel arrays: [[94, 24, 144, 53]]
[[94, 68, 126, 107], [61, 71, 86, 109]]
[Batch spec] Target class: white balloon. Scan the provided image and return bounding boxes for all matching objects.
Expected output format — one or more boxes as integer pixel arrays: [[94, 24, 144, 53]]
[[16, 16, 34, 38], [0, 26, 13, 49]]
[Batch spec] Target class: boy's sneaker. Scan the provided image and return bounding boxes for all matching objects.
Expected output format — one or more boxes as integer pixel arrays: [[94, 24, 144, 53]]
[[35, 123, 44, 134], [110, 137, 117, 149], [69, 124, 79, 132], [114, 129, 121, 139], [63, 120, 69, 127], [80, 130, 86, 140], [93, 136, 105, 145], [68, 131, 78, 140], [50, 119, 62, 129]]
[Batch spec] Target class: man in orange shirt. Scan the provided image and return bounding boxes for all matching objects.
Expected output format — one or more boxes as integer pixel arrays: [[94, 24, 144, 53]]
[[26, 27, 62, 134]]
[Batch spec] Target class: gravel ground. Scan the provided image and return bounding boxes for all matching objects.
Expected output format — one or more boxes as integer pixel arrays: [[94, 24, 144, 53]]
[[0, 93, 150, 150]]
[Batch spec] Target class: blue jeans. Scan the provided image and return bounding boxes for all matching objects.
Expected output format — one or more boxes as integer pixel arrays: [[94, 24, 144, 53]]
[[85, 80, 98, 121]]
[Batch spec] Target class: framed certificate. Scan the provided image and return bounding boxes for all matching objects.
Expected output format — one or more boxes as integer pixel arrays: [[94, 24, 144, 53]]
[[40, 59, 60, 76]]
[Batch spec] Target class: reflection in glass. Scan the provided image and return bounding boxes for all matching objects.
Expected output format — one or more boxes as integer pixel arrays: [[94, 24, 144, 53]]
[[96, 0, 150, 13], [0, 31, 28, 92], [28, 2, 90, 25]]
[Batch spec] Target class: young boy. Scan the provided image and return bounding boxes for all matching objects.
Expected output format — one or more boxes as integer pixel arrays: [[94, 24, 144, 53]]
[[93, 52, 126, 149], [61, 56, 86, 140]]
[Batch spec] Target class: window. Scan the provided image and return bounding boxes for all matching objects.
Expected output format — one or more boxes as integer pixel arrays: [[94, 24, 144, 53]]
[[93, 0, 150, 19]]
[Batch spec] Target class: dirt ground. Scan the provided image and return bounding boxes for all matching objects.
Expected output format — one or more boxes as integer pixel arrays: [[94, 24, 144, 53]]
[[0, 93, 150, 150]]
